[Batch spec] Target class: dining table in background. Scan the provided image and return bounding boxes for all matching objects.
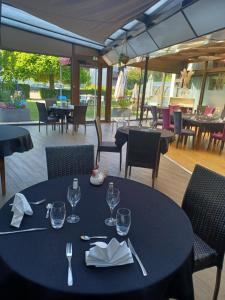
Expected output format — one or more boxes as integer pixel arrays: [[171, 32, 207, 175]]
[[182, 114, 225, 148], [0, 175, 194, 300], [0, 125, 33, 195], [49, 105, 74, 133]]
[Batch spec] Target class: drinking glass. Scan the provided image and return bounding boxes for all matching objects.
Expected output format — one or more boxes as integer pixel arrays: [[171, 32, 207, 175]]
[[116, 208, 131, 236], [50, 201, 66, 229], [67, 185, 81, 223], [105, 187, 120, 226]]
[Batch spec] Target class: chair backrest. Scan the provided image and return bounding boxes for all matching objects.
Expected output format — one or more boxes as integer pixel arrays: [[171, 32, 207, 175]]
[[182, 164, 225, 265], [36, 102, 48, 122], [204, 106, 215, 115], [127, 130, 161, 169], [222, 125, 225, 140], [162, 108, 171, 130], [45, 145, 94, 179], [73, 105, 87, 125], [45, 99, 57, 109], [173, 111, 183, 134], [197, 105, 206, 115], [94, 117, 102, 145], [150, 106, 158, 124]]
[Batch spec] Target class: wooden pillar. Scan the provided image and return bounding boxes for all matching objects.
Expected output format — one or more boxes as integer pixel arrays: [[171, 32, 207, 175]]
[[105, 66, 113, 122], [140, 56, 149, 123], [199, 61, 208, 106], [97, 64, 102, 118], [71, 45, 80, 105], [136, 68, 143, 119]]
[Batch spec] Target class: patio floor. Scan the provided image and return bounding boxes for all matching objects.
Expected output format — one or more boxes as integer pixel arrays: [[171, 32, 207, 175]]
[[0, 122, 224, 300]]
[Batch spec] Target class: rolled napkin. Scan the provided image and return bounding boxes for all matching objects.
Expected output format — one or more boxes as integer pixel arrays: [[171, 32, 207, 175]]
[[85, 238, 134, 267], [90, 165, 105, 185], [11, 193, 33, 228]]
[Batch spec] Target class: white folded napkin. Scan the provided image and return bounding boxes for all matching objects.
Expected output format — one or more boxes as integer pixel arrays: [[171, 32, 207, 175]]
[[85, 238, 134, 267], [11, 193, 33, 228]]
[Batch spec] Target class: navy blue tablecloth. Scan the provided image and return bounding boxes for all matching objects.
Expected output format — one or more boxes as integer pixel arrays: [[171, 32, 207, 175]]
[[0, 125, 33, 157], [0, 176, 193, 300], [115, 126, 174, 154]]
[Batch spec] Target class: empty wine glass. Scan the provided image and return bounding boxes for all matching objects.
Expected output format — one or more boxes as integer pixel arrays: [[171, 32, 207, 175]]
[[105, 184, 120, 226], [67, 185, 81, 223]]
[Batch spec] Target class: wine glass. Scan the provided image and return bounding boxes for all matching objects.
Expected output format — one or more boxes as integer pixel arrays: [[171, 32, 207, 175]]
[[105, 187, 120, 226], [67, 185, 81, 223]]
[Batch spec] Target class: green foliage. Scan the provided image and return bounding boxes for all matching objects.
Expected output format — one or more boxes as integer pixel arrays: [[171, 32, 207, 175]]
[[40, 88, 57, 99], [19, 84, 30, 99], [127, 67, 141, 90], [118, 99, 131, 108]]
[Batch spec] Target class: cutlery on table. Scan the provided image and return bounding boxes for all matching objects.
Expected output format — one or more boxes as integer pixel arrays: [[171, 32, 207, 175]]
[[9, 199, 46, 206], [127, 238, 148, 276], [0, 228, 47, 235], [46, 203, 53, 218], [66, 242, 73, 286], [90, 241, 107, 247], [80, 235, 107, 241]]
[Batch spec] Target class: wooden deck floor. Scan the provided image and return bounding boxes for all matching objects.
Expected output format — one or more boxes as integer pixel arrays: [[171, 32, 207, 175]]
[[0, 122, 224, 300]]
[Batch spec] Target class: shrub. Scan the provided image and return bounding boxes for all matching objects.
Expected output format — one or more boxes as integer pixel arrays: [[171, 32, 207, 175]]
[[40, 88, 57, 99], [19, 84, 30, 99]]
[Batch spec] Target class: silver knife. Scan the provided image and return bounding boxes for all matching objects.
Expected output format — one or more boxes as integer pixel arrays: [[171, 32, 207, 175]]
[[0, 228, 47, 235], [127, 238, 148, 276]]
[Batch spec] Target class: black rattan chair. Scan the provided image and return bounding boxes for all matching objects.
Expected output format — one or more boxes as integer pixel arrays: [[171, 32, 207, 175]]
[[182, 164, 225, 300], [67, 105, 87, 134], [36, 102, 59, 133], [150, 106, 163, 128], [125, 130, 161, 188], [174, 111, 195, 148], [45, 145, 94, 179], [94, 117, 122, 170]]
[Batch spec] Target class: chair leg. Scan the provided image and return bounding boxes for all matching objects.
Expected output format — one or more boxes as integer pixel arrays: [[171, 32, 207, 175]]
[[152, 169, 155, 188], [119, 150, 122, 171], [176, 135, 180, 148], [129, 166, 131, 177], [207, 136, 213, 150], [46, 124, 48, 134], [219, 141, 224, 155], [85, 124, 86, 134], [184, 135, 188, 147], [39, 121, 40, 132], [125, 162, 128, 178], [212, 267, 222, 300], [192, 136, 195, 150]]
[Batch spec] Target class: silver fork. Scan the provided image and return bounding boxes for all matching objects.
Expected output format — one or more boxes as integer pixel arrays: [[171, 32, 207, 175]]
[[66, 242, 73, 286], [9, 198, 46, 206]]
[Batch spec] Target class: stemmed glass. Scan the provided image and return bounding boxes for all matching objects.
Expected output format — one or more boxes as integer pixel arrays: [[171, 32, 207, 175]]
[[67, 185, 81, 223], [105, 187, 120, 226]]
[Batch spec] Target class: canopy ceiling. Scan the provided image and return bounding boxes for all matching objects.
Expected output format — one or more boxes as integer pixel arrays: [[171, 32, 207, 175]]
[[3, 0, 153, 43]]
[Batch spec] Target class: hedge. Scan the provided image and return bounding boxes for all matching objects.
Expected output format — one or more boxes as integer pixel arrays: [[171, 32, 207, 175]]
[[39, 88, 107, 99]]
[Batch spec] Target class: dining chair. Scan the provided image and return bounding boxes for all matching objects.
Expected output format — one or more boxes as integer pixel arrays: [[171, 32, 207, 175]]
[[182, 164, 225, 300], [220, 106, 225, 120], [45, 145, 94, 179], [207, 125, 225, 154], [67, 105, 87, 134], [36, 102, 59, 133], [150, 106, 163, 128], [162, 108, 174, 131], [94, 117, 122, 170], [173, 111, 195, 149], [125, 130, 161, 188], [204, 106, 215, 116]]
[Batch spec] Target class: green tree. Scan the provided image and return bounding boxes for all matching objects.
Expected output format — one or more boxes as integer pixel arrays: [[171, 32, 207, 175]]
[[127, 67, 141, 90], [0, 50, 91, 89]]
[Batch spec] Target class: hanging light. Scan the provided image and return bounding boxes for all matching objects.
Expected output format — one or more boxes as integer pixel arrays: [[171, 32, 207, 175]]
[[118, 33, 129, 66]]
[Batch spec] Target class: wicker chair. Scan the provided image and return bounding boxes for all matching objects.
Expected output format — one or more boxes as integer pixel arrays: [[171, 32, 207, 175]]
[[182, 165, 225, 300], [125, 130, 161, 188], [36, 102, 59, 133], [150, 106, 163, 128], [67, 105, 87, 134], [45, 145, 94, 179], [174, 111, 195, 148], [94, 117, 122, 170]]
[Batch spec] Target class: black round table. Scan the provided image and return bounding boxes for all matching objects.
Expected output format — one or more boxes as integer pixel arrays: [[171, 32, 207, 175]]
[[0, 176, 193, 300], [49, 106, 74, 133], [115, 126, 175, 154], [0, 125, 33, 195]]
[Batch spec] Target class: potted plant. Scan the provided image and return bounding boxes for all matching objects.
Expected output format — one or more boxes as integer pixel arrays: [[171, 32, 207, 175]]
[[0, 90, 31, 122]]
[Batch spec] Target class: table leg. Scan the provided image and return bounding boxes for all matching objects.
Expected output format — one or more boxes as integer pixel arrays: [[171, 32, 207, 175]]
[[0, 157, 6, 195], [61, 118, 64, 134], [196, 127, 202, 149]]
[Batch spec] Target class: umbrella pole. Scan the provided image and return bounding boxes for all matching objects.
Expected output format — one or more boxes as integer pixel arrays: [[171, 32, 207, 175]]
[[139, 56, 149, 125]]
